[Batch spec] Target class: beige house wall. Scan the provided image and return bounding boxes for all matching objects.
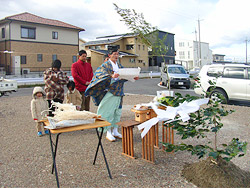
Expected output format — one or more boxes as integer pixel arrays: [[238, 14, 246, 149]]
[[83, 36, 149, 71], [0, 41, 11, 71], [90, 53, 103, 70], [10, 22, 79, 45], [9, 41, 78, 72], [0, 23, 10, 41]]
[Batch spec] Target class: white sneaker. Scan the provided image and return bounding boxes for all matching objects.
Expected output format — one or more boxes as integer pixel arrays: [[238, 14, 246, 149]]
[[112, 128, 122, 139], [106, 130, 116, 142]]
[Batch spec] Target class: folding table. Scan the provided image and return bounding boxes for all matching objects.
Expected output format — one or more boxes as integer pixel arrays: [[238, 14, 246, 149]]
[[42, 119, 112, 188]]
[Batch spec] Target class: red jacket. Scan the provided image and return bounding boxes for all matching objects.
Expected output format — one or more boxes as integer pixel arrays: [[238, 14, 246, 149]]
[[71, 60, 93, 92]]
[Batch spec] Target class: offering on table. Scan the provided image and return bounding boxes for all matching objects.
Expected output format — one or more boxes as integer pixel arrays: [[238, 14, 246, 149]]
[[44, 102, 101, 129]]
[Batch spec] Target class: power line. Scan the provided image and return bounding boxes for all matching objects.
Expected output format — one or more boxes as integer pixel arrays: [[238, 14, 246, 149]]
[[142, 1, 198, 21]]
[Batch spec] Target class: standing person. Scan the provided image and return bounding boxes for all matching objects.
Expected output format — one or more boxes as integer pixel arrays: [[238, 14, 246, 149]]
[[71, 50, 93, 111], [65, 80, 82, 110], [85, 45, 139, 142], [44, 59, 69, 116], [31, 87, 49, 137]]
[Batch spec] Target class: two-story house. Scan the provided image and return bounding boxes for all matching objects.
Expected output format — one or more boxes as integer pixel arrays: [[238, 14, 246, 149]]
[[147, 30, 175, 69], [0, 12, 84, 75], [212, 54, 226, 63], [175, 38, 212, 69], [81, 33, 149, 71]]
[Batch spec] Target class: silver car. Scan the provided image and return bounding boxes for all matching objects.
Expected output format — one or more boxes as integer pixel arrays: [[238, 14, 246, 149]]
[[161, 64, 191, 89]]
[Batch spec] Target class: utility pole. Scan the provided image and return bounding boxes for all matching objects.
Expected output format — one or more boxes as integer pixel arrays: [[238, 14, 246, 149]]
[[198, 18, 202, 67], [245, 38, 249, 64], [194, 29, 199, 67]]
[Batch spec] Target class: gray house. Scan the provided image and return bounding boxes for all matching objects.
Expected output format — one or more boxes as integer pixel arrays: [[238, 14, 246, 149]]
[[148, 30, 175, 67]]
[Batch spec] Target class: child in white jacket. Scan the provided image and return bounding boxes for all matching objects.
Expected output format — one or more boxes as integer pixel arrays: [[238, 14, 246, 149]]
[[31, 87, 49, 136], [65, 81, 82, 110]]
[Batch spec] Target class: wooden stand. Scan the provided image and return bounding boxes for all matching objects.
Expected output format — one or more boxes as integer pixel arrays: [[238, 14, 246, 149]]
[[118, 106, 175, 163], [162, 123, 174, 151], [141, 125, 156, 163], [117, 120, 141, 159], [146, 109, 159, 148]]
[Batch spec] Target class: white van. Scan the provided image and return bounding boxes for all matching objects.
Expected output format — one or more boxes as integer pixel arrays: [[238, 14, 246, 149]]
[[194, 63, 250, 103], [161, 64, 191, 89]]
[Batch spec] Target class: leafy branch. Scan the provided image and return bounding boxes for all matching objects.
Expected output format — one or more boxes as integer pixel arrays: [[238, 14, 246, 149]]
[[158, 92, 247, 162]]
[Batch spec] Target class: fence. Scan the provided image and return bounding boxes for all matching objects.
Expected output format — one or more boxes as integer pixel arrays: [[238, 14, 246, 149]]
[[3, 66, 161, 79]]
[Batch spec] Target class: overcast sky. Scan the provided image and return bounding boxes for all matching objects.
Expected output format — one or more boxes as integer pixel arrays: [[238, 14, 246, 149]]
[[0, 0, 249, 62]]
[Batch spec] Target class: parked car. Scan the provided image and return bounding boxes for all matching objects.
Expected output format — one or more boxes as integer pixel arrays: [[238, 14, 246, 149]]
[[194, 63, 250, 103], [188, 67, 200, 78], [161, 64, 191, 89], [0, 77, 18, 97]]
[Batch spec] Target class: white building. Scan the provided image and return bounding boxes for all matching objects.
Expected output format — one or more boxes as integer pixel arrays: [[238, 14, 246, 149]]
[[175, 38, 212, 70]]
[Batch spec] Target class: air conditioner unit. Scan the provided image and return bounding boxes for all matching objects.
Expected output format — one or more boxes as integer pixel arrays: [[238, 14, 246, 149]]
[[22, 68, 30, 74]]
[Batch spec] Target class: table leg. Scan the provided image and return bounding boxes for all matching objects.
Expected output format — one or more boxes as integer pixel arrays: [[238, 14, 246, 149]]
[[49, 131, 61, 188], [93, 128, 112, 179], [51, 133, 61, 174]]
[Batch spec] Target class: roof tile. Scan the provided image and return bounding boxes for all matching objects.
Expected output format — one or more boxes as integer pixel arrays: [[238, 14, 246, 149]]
[[4, 12, 85, 31]]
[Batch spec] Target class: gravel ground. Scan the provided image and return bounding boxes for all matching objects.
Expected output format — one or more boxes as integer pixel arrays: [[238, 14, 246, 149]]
[[1, 94, 250, 188]]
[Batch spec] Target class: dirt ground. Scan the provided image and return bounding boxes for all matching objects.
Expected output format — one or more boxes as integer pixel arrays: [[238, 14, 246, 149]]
[[1, 94, 250, 188]]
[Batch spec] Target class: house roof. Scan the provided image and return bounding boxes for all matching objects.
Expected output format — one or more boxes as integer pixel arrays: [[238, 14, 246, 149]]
[[96, 33, 137, 39], [83, 38, 121, 46], [90, 49, 138, 57], [1, 12, 85, 31], [96, 30, 175, 39]]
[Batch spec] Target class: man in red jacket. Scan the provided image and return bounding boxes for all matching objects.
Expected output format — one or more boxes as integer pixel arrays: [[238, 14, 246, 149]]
[[71, 50, 93, 111]]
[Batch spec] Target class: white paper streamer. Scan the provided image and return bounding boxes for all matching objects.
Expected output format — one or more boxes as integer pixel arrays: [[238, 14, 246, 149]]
[[138, 98, 209, 138]]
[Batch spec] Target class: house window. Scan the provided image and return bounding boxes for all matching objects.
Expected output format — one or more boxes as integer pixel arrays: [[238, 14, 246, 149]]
[[72, 56, 77, 63], [179, 51, 185, 59], [143, 45, 145, 50], [95, 46, 101, 50], [179, 42, 184, 47], [21, 56, 27, 64], [37, 54, 43, 62], [52, 31, 58, 39], [2, 28, 5, 38], [21, 26, 36, 39], [129, 58, 135, 63], [126, 45, 134, 50], [89, 46, 94, 49], [52, 54, 57, 61], [138, 45, 141, 50]]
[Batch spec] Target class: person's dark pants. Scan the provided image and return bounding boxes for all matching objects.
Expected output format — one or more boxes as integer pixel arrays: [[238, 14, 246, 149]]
[[48, 98, 63, 117], [80, 91, 90, 111]]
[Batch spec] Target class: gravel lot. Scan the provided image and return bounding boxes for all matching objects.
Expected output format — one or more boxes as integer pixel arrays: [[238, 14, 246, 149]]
[[1, 94, 250, 188]]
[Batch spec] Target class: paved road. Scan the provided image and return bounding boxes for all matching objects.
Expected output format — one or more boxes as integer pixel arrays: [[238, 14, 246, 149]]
[[2, 78, 250, 107], [124, 78, 197, 96], [3, 78, 197, 97]]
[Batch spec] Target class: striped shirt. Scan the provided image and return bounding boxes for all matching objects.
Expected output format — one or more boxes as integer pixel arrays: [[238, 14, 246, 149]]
[[43, 68, 69, 101]]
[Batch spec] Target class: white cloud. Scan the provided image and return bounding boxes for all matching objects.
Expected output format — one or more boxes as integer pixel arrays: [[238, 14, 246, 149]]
[[0, 0, 250, 61]]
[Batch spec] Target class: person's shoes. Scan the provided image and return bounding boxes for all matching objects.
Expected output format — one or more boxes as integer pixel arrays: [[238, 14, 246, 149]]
[[112, 128, 122, 139], [44, 130, 49, 135], [106, 131, 116, 142], [37, 131, 42, 137], [112, 132, 122, 139]]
